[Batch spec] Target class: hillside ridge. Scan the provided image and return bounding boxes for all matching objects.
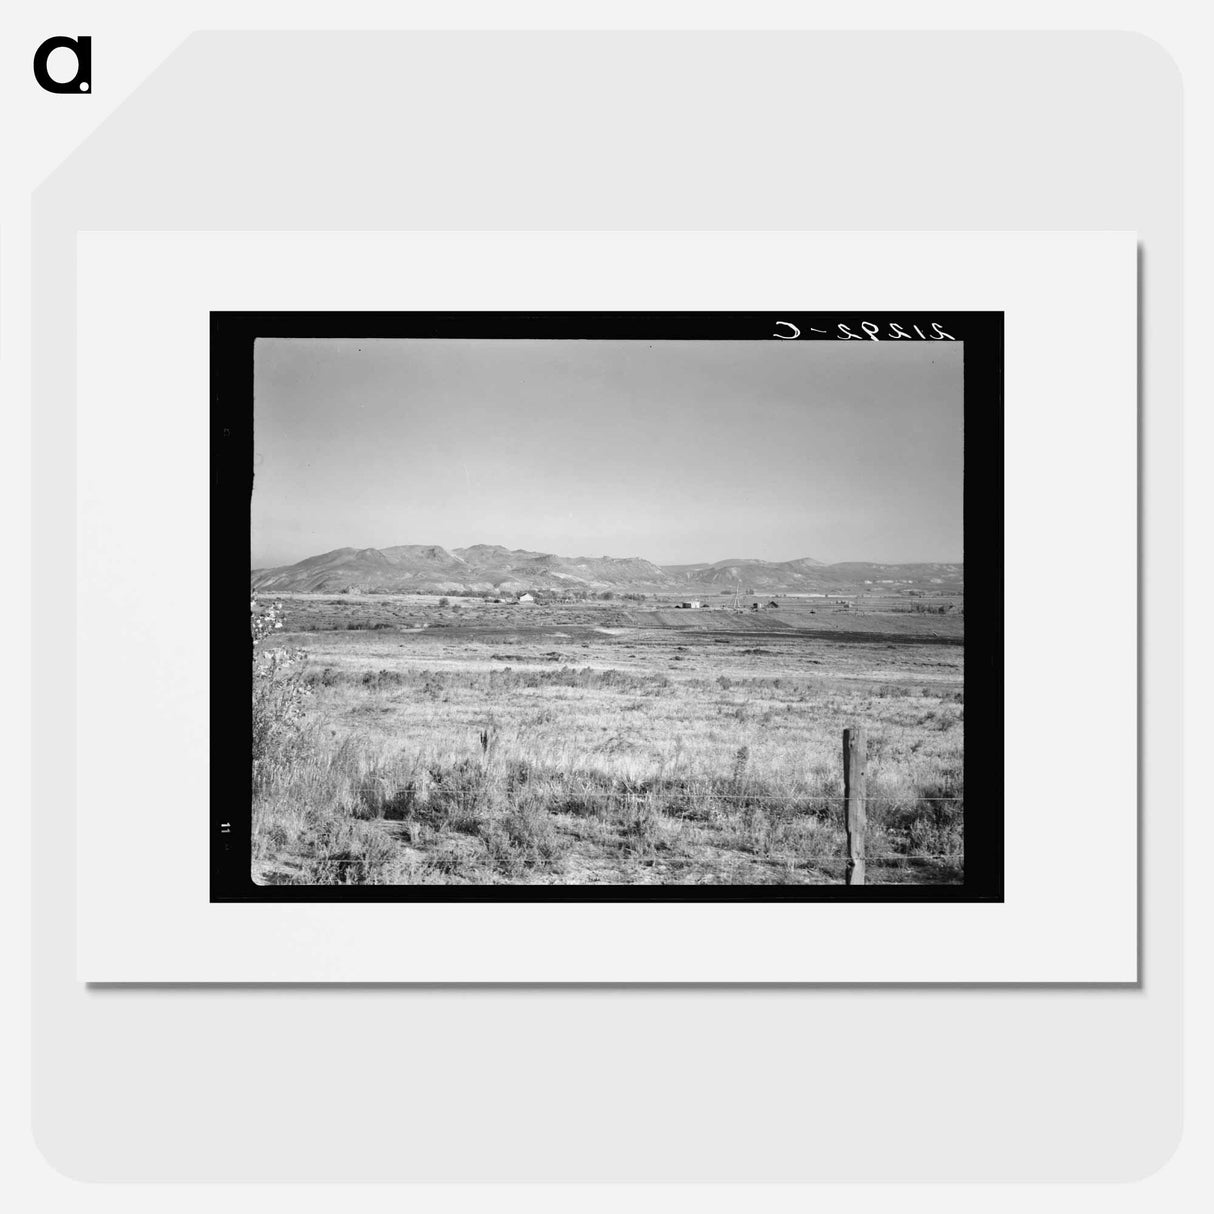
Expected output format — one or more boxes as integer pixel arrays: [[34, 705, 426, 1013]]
[[251, 543, 962, 595]]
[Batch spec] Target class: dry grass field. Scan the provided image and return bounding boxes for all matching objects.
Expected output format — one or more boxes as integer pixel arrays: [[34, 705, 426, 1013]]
[[251, 594, 964, 886]]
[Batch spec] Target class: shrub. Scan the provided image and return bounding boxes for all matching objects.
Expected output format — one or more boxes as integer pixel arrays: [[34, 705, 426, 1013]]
[[251, 598, 311, 784]]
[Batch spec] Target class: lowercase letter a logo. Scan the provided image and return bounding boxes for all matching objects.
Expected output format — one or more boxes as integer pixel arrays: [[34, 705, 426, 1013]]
[[33, 36, 91, 93]]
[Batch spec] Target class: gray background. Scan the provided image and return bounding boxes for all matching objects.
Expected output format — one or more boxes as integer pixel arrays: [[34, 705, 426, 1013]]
[[32, 32, 1180, 1180]]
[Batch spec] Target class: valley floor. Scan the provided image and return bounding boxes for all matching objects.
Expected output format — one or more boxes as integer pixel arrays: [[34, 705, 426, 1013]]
[[251, 597, 965, 886]]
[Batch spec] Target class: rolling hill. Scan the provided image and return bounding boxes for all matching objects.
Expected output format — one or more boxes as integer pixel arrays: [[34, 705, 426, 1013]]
[[250, 544, 962, 596]]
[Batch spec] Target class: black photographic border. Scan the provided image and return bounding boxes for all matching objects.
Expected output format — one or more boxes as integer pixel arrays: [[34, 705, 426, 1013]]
[[212, 311, 1003, 903]]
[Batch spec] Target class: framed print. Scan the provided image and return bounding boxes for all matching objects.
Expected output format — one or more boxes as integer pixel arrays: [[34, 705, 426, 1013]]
[[75, 230, 1135, 981]]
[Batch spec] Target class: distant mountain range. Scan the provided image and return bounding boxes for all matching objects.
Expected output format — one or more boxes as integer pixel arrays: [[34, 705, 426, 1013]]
[[250, 544, 963, 596]]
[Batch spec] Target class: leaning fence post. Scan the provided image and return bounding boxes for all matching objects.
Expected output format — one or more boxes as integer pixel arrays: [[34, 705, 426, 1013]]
[[843, 727, 867, 885]]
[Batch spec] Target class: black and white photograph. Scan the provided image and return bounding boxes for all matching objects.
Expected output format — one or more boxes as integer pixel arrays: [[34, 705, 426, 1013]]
[[213, 311, 1003, 900]]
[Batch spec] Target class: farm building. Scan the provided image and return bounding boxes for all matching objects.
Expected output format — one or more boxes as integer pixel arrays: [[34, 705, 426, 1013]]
[[516, 593, 536, 604], [767, 600, 780, 609]]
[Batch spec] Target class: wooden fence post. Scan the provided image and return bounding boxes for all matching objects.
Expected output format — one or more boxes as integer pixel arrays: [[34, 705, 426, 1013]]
[[843, 727, 867, 885], [479, 725, 496, 765]]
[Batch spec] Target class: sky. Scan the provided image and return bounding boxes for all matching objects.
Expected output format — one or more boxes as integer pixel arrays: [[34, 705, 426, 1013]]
[[251, 337, 963, 569]]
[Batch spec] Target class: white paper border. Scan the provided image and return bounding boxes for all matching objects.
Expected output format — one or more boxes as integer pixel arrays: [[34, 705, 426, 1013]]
[[75, 231, 1137, 982]]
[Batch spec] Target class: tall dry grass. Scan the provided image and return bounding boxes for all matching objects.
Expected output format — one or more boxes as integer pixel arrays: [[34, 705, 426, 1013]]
[[252, 643, 964, 885]]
